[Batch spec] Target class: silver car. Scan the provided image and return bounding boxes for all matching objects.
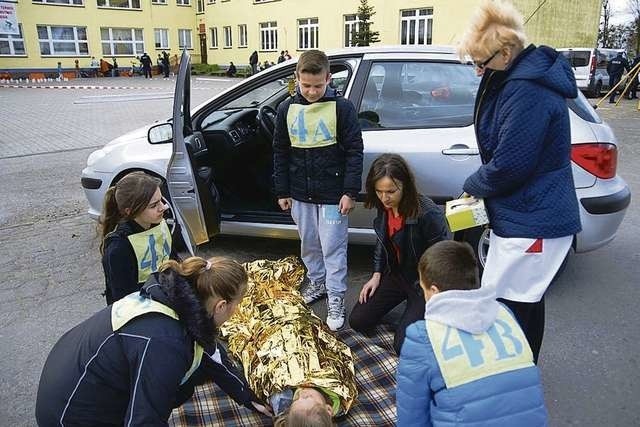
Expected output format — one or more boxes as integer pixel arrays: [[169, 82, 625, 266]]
[[81, 46, 631, 268]]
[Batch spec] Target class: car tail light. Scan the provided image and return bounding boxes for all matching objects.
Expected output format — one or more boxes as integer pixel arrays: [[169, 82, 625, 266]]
[[571, 143, 617, 179], [589, 56, 596, 77]]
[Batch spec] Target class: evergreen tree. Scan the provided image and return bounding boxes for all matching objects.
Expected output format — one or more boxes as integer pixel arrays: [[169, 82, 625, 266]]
[[351, 0, 380, 46]]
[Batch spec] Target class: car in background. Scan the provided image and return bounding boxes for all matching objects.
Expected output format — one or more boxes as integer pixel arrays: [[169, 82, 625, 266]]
[[559, 47, 625, 97], [81, 46, 631, 271]]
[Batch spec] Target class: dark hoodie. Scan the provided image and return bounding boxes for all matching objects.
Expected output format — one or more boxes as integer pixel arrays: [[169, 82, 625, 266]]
[[463, 45, 582, 239], [36, 270, 257, 427], [273, 86, 364, 204]]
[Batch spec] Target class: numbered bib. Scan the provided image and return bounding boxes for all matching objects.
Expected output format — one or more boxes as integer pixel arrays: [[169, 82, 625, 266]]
[[426, 306, 534, 389], [128, 220, 172, 284], [111, 292, 204, 385], [287, 102, 337, 148]]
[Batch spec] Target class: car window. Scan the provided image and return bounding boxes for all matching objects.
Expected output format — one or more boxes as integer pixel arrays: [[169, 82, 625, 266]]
[[567, 90, 602, 124], [560, 51, 590, 67], [358, 61, 480, 129]]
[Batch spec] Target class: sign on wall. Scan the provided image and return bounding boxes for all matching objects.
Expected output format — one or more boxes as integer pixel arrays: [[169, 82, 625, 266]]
[[0, 2, 19, 36]]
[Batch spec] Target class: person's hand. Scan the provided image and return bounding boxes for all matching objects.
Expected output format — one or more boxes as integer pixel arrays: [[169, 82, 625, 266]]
[[359, 273, 381, 304], [251, 402, 274, 417], [339, 194, 356, 215], [459, 191, 471, 199], [278, 198, 292, 211]]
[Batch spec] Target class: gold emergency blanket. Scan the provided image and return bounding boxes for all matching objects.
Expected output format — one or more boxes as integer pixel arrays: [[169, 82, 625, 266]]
[[220, 256, 357, 414]]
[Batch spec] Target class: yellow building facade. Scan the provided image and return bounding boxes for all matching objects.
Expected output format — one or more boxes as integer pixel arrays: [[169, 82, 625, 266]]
[[1, 0, 601, 72]]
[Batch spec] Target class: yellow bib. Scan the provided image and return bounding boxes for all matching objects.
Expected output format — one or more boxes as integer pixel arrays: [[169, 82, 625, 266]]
[[127, 220, 172, 284], [287, 102, 337, 148], [111, 292, 204, 385], [426, 306, 534, 389]]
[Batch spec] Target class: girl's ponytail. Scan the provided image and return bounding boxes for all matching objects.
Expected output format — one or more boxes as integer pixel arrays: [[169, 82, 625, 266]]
[[99, 186, 121, 254]]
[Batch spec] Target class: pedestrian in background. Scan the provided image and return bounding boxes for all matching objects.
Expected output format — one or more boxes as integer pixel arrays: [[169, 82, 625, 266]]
[[90, 56, 99, 77], [250, 50, 259, 75], [226, 61, 237, 77], [140, 52, 153, 79], [56, 61, 62, 80], [626, 53, 640, 100], [112, 57, 119, 77], [607, 51, 630, 103], [458, 0, 581, 363], [74, 59, 80, 78], [162, 51, 171, 78], [277, 51, 286, 63]]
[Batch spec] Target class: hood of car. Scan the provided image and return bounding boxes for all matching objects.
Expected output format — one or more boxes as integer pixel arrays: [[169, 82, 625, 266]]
[[104, 123, 158, 148]]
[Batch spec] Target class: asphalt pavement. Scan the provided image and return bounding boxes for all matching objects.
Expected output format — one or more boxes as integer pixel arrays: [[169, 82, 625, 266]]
[[0, 77, 638, 426]]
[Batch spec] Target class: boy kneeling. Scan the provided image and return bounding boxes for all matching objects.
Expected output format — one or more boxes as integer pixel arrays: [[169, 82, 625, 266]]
[[396, 241, 548, 426]]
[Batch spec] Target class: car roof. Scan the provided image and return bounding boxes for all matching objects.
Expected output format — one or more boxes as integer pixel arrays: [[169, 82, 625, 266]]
[[325, 44, 458, 58]]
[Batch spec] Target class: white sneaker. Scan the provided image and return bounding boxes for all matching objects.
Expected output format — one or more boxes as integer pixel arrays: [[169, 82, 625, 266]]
[[326, 296, 345, 331], [301, 280, 327, 304]]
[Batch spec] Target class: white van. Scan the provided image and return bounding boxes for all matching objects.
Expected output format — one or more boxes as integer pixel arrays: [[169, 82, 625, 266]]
[[558, 48, 625, 97]]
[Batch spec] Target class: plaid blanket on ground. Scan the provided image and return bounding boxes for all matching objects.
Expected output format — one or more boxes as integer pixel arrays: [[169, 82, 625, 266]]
[[169, 325, 398, 427]]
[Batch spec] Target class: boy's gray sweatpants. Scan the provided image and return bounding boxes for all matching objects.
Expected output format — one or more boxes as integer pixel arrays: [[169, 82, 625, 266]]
[[290, 200, 348, 297]]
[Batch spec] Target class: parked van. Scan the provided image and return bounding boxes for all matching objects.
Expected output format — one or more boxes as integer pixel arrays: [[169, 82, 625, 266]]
[[558, 47, 625, 97]]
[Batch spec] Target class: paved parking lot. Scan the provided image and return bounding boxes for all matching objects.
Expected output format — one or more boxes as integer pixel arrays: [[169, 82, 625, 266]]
[[0, 78, 639, 426]]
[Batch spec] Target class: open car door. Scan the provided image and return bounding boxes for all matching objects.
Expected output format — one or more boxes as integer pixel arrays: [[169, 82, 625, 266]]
[[166, 50, 217, 253]]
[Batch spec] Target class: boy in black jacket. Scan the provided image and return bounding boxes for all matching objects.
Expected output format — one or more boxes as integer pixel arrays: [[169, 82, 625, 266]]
[[273, 49, 363, 330]]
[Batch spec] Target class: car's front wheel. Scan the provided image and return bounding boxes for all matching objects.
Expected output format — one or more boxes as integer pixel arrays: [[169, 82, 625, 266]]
[[456, 226, 490, 278]]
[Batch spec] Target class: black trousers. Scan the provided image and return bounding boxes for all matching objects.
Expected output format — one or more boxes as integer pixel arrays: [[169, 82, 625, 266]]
[[498, 297, 545, 364], [349, 272, 425, 355], [609, 74, 622, 102], [143, 66, 152, 78]]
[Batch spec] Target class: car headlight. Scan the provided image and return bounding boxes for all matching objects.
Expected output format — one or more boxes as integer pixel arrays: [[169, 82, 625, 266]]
[[86, 149, 106, 167]]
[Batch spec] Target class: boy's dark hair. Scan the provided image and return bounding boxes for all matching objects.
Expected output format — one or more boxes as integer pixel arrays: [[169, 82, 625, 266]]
[[364, 153, 420, 218], [296, 49, 330, 75], [418, 241, 479, 292]]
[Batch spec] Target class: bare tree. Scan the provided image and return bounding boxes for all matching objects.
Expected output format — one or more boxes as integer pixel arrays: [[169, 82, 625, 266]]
[[601, 0, 611, 47], [628, 0, 640, 52]]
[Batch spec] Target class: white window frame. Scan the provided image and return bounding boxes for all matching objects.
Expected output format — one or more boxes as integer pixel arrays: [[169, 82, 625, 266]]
[[343, 14, 361, 47], [297, 18, 319, 50], [33, 0, 83, 5], [152, 0, 167, 4], [238, 24, 247, 47], [97, 0, 141, 9], [400, 8, 433, 46], [37, 25, 89, 56], [196, 0, 204, 12], [207, 0, 215, 3], [0, 23, 26, 56], [223, 26, 232, 48], [176, 0, 190, 5], [154, 28, 169, 49], [178, 29, 192, 49], [100, 27, 145, 56], [259, 21, 277, 51], [210, 27, 218, 48]]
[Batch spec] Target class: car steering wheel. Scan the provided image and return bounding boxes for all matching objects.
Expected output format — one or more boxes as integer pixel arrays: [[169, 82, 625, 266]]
[[258, 105, 278, 141]]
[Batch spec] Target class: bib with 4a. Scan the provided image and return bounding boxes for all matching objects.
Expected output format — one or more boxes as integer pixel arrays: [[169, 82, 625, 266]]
[[287, 101, 337, 148], [426, 305, 534, 389], [111, 292, 204, 385], [127, 219, 172, 284]]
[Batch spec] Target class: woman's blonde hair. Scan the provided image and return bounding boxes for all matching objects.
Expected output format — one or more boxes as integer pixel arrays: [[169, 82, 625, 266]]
[[273, 401, 334, 427], [458, 0, 527, 60], [160, 256, 247, 315]]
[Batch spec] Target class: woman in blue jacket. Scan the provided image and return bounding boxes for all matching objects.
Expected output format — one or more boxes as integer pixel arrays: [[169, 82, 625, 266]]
[[458, 0, 581, 362]]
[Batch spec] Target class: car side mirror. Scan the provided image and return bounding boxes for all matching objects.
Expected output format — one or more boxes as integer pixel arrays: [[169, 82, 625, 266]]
[[148, 123, 173, 144]]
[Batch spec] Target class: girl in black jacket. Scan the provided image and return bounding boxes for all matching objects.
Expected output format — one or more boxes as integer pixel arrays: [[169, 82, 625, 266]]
[[349, 154, 448, 354], [100, 171, 173, 305], [36, 256, 271, 426]]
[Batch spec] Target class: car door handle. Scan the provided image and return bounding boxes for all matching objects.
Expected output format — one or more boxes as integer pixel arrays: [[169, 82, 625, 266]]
[[442, 146, 479, 156]]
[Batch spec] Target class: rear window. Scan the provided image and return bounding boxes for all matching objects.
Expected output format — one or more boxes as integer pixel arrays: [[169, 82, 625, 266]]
[[560, 51, 590, 67], [567, 90, 601, 124], [358, 61, 480, 129]]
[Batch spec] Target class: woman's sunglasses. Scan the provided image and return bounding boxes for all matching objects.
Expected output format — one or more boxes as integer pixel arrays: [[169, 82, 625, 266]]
[[474, 50, 500, 70]]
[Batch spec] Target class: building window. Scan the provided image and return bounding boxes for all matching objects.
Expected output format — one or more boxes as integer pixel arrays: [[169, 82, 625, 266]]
[[400, 8, 433, 45], [101, 27, 144, 56], [0, 24, 25, 56], [178, 29, 192, 49], [176, 0, 190, 5], [38, 25, 89, 56], [298, 18, 319, 50], [33, 0, 83, 5], [223, 26, 232, 48], [152, 0, 167, 4], [196, 0, 204, 12], [259, 21, 277, 51], [97, 0, 141, 8], [238, 24, 247, 47], [154, 28, 169, 49], [343, 14, 361, 47], [210, 27, 218, 48]]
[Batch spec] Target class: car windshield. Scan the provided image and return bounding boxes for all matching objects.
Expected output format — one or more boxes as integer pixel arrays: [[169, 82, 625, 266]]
[[358, 61, 480, 129], [221, 76, 294, 109]]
